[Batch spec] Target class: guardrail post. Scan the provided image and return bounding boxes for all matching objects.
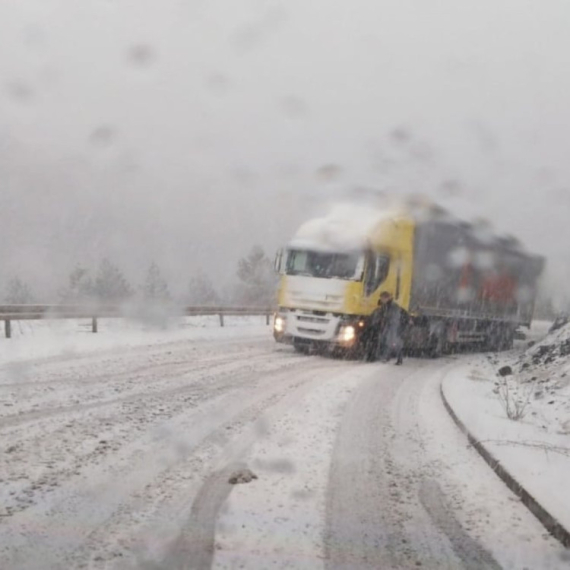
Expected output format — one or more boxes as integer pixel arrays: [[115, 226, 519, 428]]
[[4, 319, 11, 339], [219, 313, 224, 327], [92, 317, 98, 333]]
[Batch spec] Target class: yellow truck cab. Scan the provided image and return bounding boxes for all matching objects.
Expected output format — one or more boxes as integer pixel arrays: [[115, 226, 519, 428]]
[[273, 202, 414, 354]]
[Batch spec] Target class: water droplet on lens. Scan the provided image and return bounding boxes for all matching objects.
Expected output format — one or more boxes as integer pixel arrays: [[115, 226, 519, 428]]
[[205, 73, 230, 94], [128, 44, 156, 67], [5, 81, 34, 103], [390, 127, 411, 144], [315, 164, 342, 182], [89, 126, 117, 148], [280, 96, 307, 119]]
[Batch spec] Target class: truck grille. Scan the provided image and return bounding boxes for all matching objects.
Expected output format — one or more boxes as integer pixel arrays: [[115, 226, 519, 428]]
[[297, 315, 329, 324], [297, 327, 326, 335]]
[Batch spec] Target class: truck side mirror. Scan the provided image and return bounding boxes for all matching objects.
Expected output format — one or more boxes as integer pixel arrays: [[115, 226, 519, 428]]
[[274, 248, 283, 273]]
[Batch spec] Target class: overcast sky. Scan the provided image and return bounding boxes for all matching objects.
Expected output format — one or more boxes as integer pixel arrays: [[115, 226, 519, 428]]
[[1, 0, 569, 300]]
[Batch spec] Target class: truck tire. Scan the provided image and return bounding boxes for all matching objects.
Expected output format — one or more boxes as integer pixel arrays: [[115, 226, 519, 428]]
[[427, 323, 446, 358], [500, 327, 515, 351], [483, 324, 503, 352], [293, 339, 311, 355], [428, 335, 443, 358]]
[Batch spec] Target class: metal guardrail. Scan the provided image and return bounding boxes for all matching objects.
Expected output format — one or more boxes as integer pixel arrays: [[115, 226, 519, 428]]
[[0, 304, 274, 338]]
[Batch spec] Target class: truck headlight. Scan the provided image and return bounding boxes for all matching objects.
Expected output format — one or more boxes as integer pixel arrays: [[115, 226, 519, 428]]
[[274, 315, 286, 333], [340, 325, 356, 342]]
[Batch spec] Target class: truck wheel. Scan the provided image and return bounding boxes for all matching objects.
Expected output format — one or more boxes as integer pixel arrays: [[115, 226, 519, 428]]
[[500, 328, 515, 350], [484, 326, 502, 352], [427, 331, 445, 358], [293, 339, 310, 354], [428, 340, 442, 358]]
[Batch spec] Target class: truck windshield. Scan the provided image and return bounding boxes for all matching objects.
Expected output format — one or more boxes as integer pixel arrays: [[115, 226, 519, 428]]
[[285, 249, 364, 280]]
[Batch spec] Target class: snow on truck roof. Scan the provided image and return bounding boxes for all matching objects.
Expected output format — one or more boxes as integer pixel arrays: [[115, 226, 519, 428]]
[[289, 202, 400, 252]]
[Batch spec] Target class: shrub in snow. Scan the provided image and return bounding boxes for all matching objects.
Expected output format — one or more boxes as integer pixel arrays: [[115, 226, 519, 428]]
[[496, 376, 534, 421]]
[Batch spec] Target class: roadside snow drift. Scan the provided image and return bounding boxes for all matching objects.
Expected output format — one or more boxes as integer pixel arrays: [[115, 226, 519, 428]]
[[442, 323, 570, 536], [0, 316, 268, 366]]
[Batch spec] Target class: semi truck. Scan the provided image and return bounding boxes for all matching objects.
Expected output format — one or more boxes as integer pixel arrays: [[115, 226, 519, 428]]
[[273, 199, 544, 356]]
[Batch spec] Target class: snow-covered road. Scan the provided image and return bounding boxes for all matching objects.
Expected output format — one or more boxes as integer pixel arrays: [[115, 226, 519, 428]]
[[0, 327, 567, 569]]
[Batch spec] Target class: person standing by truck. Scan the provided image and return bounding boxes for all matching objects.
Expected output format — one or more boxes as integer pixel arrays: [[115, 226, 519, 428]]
[[363, 299, 386, 362], [376, 291, 409, 365]]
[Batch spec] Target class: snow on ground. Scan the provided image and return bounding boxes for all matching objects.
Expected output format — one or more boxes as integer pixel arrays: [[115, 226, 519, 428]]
[[1, 315, 568, 568], [0, 334, 316, 569], [0, 315, 269, 365], [212, 366, 365, 569], [442, 320, 570, 535]]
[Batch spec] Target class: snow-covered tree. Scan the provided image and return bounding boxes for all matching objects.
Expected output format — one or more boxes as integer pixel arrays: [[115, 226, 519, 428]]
[[93, 258, 133, 302], [5, 277, 34, 304], [187, 273, 221, 306], [141, 262, 170, 301], [235, 245, 275, 306], [59, 265, 93, 303]]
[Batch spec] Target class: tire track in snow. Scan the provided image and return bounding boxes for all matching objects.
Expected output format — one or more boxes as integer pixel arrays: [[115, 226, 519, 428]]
[[0, 334, 270, 376], [0, 349, 315, 521], [325, 361, 474, 569], [158, 463, 239, 570], [210, 365, 370, 570], [116, 361, 351, 570], [0, 348, 298, 429], [418, 479, 500, 570], [0, 339, 275, 389], [326, 357, 565, 570]]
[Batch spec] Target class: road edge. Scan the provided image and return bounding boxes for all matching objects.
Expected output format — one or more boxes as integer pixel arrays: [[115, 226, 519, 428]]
[[439, 380, 570, 549]]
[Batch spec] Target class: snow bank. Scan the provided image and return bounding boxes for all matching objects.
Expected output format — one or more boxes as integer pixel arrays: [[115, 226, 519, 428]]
[[506, 322, 570, 435], [0, 316, 269, 366], [441, 323, 570, 534]]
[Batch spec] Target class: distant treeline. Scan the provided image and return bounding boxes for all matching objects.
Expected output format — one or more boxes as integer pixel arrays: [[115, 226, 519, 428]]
[[4, 246, 276, 308]]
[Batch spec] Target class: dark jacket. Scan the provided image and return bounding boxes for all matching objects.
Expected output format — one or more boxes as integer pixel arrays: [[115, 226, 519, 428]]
[[374, 300, 409, 339]]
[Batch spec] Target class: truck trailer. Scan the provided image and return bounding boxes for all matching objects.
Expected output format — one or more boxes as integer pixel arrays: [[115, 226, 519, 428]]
[[273, 199, 544, 356]]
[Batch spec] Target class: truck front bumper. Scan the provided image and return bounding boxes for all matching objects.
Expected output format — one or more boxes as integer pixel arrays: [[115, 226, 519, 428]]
[[272, 309, 367, 349]]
